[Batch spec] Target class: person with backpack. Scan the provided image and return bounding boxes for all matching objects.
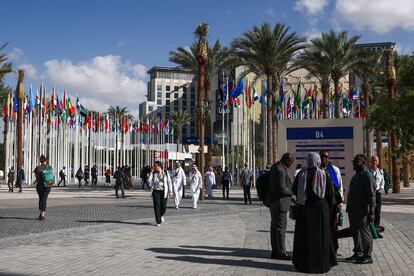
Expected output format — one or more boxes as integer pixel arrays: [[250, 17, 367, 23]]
[[266, 153, 294, 260], [222, 167, 232, 199], [7, 166, 15, 192], [75, 167, 84, 187], [34, 155, 53, 221], [113, 166, 125, 198], [91, 165, 98, 186], [240, 163, 253, 205], [148, 161, 173, 226], [58, 166, 67, 187]]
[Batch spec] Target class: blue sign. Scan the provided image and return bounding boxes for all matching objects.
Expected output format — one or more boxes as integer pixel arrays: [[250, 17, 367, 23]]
[[182, 137, 212, 145], [286, 127, 353, 140]]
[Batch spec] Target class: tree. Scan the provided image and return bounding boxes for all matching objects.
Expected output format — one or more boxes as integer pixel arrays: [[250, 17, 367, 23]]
[[310, 31, 360, 118], [1, 42, 12, 178], [169, 38, 232, 168], [107, 105, 129, 167], [169, 110, 191, 150], [232, 22, 305, 164]]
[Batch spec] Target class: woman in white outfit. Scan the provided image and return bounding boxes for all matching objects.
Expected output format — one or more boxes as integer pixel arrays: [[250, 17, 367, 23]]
[[171, 161, 186, 208], [205, 167, 215, 197], [188, 165, 202, 208]]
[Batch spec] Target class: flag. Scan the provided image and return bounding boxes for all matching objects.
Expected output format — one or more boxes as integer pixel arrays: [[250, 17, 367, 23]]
[[29, 84, 35, 110], [67, 97, 75, 116], [278, 80, 285, 109], [293, 80, 301, 112], [230, 78, 244, 98], [105, 115, 109, 131], [76, 97, 80, 109], [51, 86, 55, 110], [4, 93, 10, 118], [302, 85, 313, 108], [79, 105, 89, 117], [259, 81, 267, 106], [352, 88, 359, 102], [245, 80, 252, 108], [253, 87, 259, 102], [235, 97, 240, 109]]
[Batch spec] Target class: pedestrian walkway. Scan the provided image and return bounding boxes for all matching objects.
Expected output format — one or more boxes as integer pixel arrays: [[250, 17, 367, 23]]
[[0, 184, 413, 275]]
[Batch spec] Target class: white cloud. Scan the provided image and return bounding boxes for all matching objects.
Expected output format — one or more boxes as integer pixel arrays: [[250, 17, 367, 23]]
[[44, 55, 148, 107], [294, 0, 329, 15], [18, 63, 40, 80], [304, 29, 322, 42], [7, 48, 24, 62], [335, 0, 414, 33], [264, 8, 275, 17]]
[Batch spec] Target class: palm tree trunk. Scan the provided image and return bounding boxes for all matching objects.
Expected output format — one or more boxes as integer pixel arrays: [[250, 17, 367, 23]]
[[205, 80, 212, 168], [385, 49, 399, 193], [334, 79, 340, 119], [402, 156, 410, 187], [362, 79, 372, 159], [2, 118, 8, 180], [272, 77, 279, 163], [321, 81, 329, 119], [197, 61, 206, 201], [266, 76, 273, 165]]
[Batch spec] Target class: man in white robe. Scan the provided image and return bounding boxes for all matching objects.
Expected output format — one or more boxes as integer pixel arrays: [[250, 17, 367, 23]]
[[205, 167, 215, 197], [171, 161, 186, 208], [188, 165, 202, 208]]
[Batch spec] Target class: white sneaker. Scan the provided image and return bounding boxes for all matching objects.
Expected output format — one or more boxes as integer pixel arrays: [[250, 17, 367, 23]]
[[156, 224, 161, 227], [161, 216, 165, 223], [193, 205, 197, 209], [175, 205, 179, 209]]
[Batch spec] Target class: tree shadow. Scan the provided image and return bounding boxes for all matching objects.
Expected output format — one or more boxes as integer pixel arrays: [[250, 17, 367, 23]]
[[76, 220, 153, 226]]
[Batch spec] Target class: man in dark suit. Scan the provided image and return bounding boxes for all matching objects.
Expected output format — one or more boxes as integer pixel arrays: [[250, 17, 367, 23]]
[[346, 154, 376, 264], [266, 153, 294, 260]]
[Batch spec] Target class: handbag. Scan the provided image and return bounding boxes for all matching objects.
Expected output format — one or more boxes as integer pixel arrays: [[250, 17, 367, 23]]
[[369, 223, 379, 239], [289, 198, 298, 220]]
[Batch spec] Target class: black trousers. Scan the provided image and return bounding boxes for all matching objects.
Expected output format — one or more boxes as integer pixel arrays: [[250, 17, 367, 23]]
[[141, 178, 149, 189], [57, 177, 66, 186], [349, 213, 373, 257], [374, 192, 382, 226], [222, 180, 230, 199], [243, 186, 251, 203], [115, 182, 125, 198], [270, 206, 288, 256], [36, 185, 50, 211], [152, 190, 167, 224], [92, 176, 98, 186]]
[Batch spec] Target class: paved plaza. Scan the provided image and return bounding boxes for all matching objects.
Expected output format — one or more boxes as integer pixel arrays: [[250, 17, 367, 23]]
[[0, 181, 413, 276]]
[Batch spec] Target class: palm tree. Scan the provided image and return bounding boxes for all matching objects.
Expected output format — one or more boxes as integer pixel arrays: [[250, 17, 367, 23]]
[[169, 38, 232, 167], [169, 110, 191, 151], [232, 22, 305, 164], [1, 42, 12, 178], [107, 105, 129, 167], [310, 31, 360, 118], [353, 49, 382, 159], [296, 44, 331, 119]]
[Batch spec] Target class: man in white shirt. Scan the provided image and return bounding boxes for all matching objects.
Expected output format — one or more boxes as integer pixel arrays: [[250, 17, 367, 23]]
[[369, 155, 385, 229], [171, 161, 186, 209], [188, 165, 202, 209]]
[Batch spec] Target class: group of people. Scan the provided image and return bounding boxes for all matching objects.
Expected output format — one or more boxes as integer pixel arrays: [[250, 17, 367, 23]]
[[266, 151, 384, 274], [6, 166, 25, 193], [74, 165, 99, 187]]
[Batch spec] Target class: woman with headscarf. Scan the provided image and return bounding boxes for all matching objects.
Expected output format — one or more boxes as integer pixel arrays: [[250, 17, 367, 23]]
[[292, 152, 337, 274], [205, 167, 215, 198]]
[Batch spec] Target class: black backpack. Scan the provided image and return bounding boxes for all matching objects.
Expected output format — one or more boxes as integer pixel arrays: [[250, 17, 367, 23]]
[[256, 170, 270, 207]]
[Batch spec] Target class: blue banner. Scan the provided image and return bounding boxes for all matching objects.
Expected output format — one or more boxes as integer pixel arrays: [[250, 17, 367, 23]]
[[287, 127, 353, 140]]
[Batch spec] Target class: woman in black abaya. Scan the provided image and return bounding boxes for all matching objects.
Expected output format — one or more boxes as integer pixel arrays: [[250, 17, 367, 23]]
[[292, 152, 337, 274]]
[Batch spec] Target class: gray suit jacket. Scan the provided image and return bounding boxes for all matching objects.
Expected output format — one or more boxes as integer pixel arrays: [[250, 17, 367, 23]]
[[346, 167, 376, 216], [266, 162, 293, 212]]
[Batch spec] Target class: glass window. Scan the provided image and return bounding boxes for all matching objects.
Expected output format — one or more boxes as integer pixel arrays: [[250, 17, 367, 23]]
[[174, 86, 179, 92], [191, 93, 195, 100], [157, 99, 162, 105], [166, 92, 170, 99], [166, 100, 170, 105], [157, 84, 162, 91], [191, 86, 195, 93], [183, 86, 187, 93], [148, 106, 153, 112], [174, 93, 178, 99], [166, 85, 170, 91], [157, 92, 162, 98], [166, 107, 170, 113]]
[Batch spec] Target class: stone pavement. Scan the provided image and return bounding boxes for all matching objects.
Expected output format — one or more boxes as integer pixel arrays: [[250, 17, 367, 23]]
[[0, 182, 413, 276]]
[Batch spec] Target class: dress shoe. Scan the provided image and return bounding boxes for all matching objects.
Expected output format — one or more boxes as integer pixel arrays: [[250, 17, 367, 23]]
[[345, 254, 360, 261], [274, 253, 291, 260], [357, 256, 373, 264], [377, 233, 383, 239]]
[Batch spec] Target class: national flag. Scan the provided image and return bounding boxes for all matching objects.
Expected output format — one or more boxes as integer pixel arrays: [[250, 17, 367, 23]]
[[230, 78, 244, 98], [67, 97, 75, 116], [4, 93, 10, 118], [278, 80, 285, 109], [302, 85, 313, 108], [13, 95, 18, 113], [352, 88, 359, 102], [76, 97, 80, 109], [105, 115, 109, 131], [229, 96, 235, 106], [293, 80, 301, 112], [253, 87, 259, 102], [245, 80, 252, 108], [259, 80, 267, 106], [51, 86, 55, 110], [235, 97, 240, 109], [79, 104, 89, 117], [29, 84, 35, 110]]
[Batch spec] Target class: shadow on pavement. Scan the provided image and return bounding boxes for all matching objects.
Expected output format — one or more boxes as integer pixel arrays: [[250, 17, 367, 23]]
[[156, 255, 295, 272], [0, 216, 38, 221], [76, 220, 153, 226]]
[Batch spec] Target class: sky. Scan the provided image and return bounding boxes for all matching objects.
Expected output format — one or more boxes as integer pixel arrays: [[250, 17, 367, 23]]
[[2, 0, 414, 117]]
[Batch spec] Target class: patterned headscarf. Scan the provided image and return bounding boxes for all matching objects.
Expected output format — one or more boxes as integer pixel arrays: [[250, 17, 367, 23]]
[[297, 152, 326, 205]]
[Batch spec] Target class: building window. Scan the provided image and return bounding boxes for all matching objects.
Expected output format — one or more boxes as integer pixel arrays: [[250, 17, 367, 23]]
[[191, 93, 195, 100], [148, 106, 153, 112], [166, 107, 170, 113], [166, 92, 170, 99], [157, 84, 162, 91], [174, 86, 179, 92], [166, 85, 170, 91], [166, 100, 170, 105], [157, 99, 162, 105], [174, 93, 178, 99], [183, 86, 187, 93], [183, 99, 187, 107], [157, 92, 162, 98], [191, 86, 195, 93], [174, 101, 178, 108]]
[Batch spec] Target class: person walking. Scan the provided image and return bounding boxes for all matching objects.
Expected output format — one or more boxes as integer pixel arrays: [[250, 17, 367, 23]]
[[16, 167, 25, 193], [188, 165, 202, 209], [221, 167, 232, 199], [240, 163, 253, 204], [368, 155, 385, 238], [57, 166, 67, 187], [171, 161, 186, 209], [346, 154, 376, 264], [205, 167, 215, 198], [113, 166, 125, 198], [84, 165, 90, 186], [34, 155, 52, 221], [148, 161, 172, 226], [292, 152, 337, 273], [75, 167, 84, 187], [91, 165, 98, 186], [7, 166, 15, 192], [320, 150, 344, 253], [105, 168, 111, 185], [265, 153, 294, 260], [141, 165, 151, 190], [124, 166, 133, 190]]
